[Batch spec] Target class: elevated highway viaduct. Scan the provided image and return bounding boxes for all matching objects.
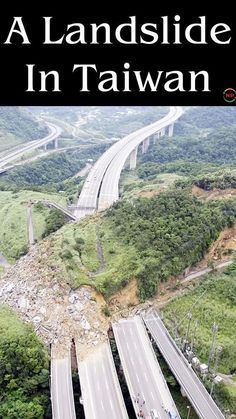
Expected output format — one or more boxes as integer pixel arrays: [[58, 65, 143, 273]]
[[75, 106, 183, 218]]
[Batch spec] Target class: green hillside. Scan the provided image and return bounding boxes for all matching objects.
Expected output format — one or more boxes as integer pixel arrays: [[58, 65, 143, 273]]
[[0, 305, 49, 418], [0, 107, 48, 153], [0, 143, 109, 190], [163, 267, 236, 414], [42, 190, 236, 299], [141, 125, 236, 167], [176, 106, 236, 135], [0, 190, 67, 262]]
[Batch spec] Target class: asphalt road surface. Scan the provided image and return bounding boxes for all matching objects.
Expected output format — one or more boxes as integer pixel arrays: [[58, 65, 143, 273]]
[[51, 357, 76, 419], [113, 316, 180, 419], [78, 342, 129, 419], [144, 312, 225, 419]]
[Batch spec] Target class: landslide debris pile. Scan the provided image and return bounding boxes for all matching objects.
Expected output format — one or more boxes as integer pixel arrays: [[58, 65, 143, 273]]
[[0, 242, 108, 357]]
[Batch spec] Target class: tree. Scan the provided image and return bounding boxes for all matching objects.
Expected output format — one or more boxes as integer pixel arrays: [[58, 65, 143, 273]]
[[0, 306, 49, 418], [43, 209, 66, 237]]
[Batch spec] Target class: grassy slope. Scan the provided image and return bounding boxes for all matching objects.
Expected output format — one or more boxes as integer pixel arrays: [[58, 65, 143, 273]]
[[39, 173, 236, 299], [0, 305, 28, 335], [0, 190, 67, 262], [120, 170, 184, 199], [163, 272, 236, 374], [46, 215, 140, 296]]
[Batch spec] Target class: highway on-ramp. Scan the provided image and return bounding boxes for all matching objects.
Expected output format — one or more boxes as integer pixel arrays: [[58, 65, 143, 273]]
[[39, 200, 77, 221], [51, 356, 76, 419], [113, 316, 180, 419], [78, 342, 129, 419], [144, 312, 225, 419], [0, 122, 61, 169]]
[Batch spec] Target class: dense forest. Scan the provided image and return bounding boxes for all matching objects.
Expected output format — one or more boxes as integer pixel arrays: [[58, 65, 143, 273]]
[[175, 106, 236, 135], [0, 107, 48, 142], [42, 208, 67, 237], [137, 124, 236, 182], [137, 161, 224, 180], [141, 125, 236, 166], [173, 172, 236, 191], [107, 191, 236, 300], [0, 143, 109, 189], [194, 173, 236, 190], [0, 306, 50, 419]]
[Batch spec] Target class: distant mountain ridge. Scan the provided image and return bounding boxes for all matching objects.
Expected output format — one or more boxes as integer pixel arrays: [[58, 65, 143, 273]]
[[0, 107, 48, 152]]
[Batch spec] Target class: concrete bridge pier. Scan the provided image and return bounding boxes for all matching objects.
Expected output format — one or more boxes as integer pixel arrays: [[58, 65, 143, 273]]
[[142, 137, 150, 154], [168, 123, 174, 137], [129, 146, 138, 169], [160, 127, 166, 137], [180, 387, 187, 398], [43, 143, 47, 151], [152, 132, 160, 144]]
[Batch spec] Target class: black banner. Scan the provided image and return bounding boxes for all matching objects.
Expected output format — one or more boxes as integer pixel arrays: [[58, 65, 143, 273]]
[[0, 4, 235, 105]]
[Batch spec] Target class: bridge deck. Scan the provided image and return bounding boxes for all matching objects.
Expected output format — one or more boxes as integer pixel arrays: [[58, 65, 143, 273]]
[[51, 356, 76, 419], [113, 316, 180, 419], [144, 312, 225, 419]]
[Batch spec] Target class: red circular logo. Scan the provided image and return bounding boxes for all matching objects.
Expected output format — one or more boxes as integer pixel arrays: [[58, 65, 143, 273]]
[[223, 88, 236, 103]]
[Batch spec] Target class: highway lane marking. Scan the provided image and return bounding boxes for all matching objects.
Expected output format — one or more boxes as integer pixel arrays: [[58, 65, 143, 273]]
[[98, 108, 182, 209], [150, 325, 207, 415], [150, 390, 155, 401], [78, 107, 182, 215], [53, 360, 60, 419], [135, 373, 140, 384], [100, 400, 105, 411], [57, 360, 67, 418], [84, 362, 97, 419], [113, 325, 139, 417], [104, 343, 129, 419], [65, 357, 75, 419], [109, 398, 115, 411], [93, 361, 102, 393], [125, 321, 161, 413], [146, 318, 221, 419], [105, 378, 109, 391], [52, 357, 75, 419], [133, 318, 176, 415], [121, 326, 144, 375], [117, 320, 175, 417]]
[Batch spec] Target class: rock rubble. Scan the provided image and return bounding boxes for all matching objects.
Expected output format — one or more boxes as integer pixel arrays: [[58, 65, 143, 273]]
[[0, 244, 108, 358]]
